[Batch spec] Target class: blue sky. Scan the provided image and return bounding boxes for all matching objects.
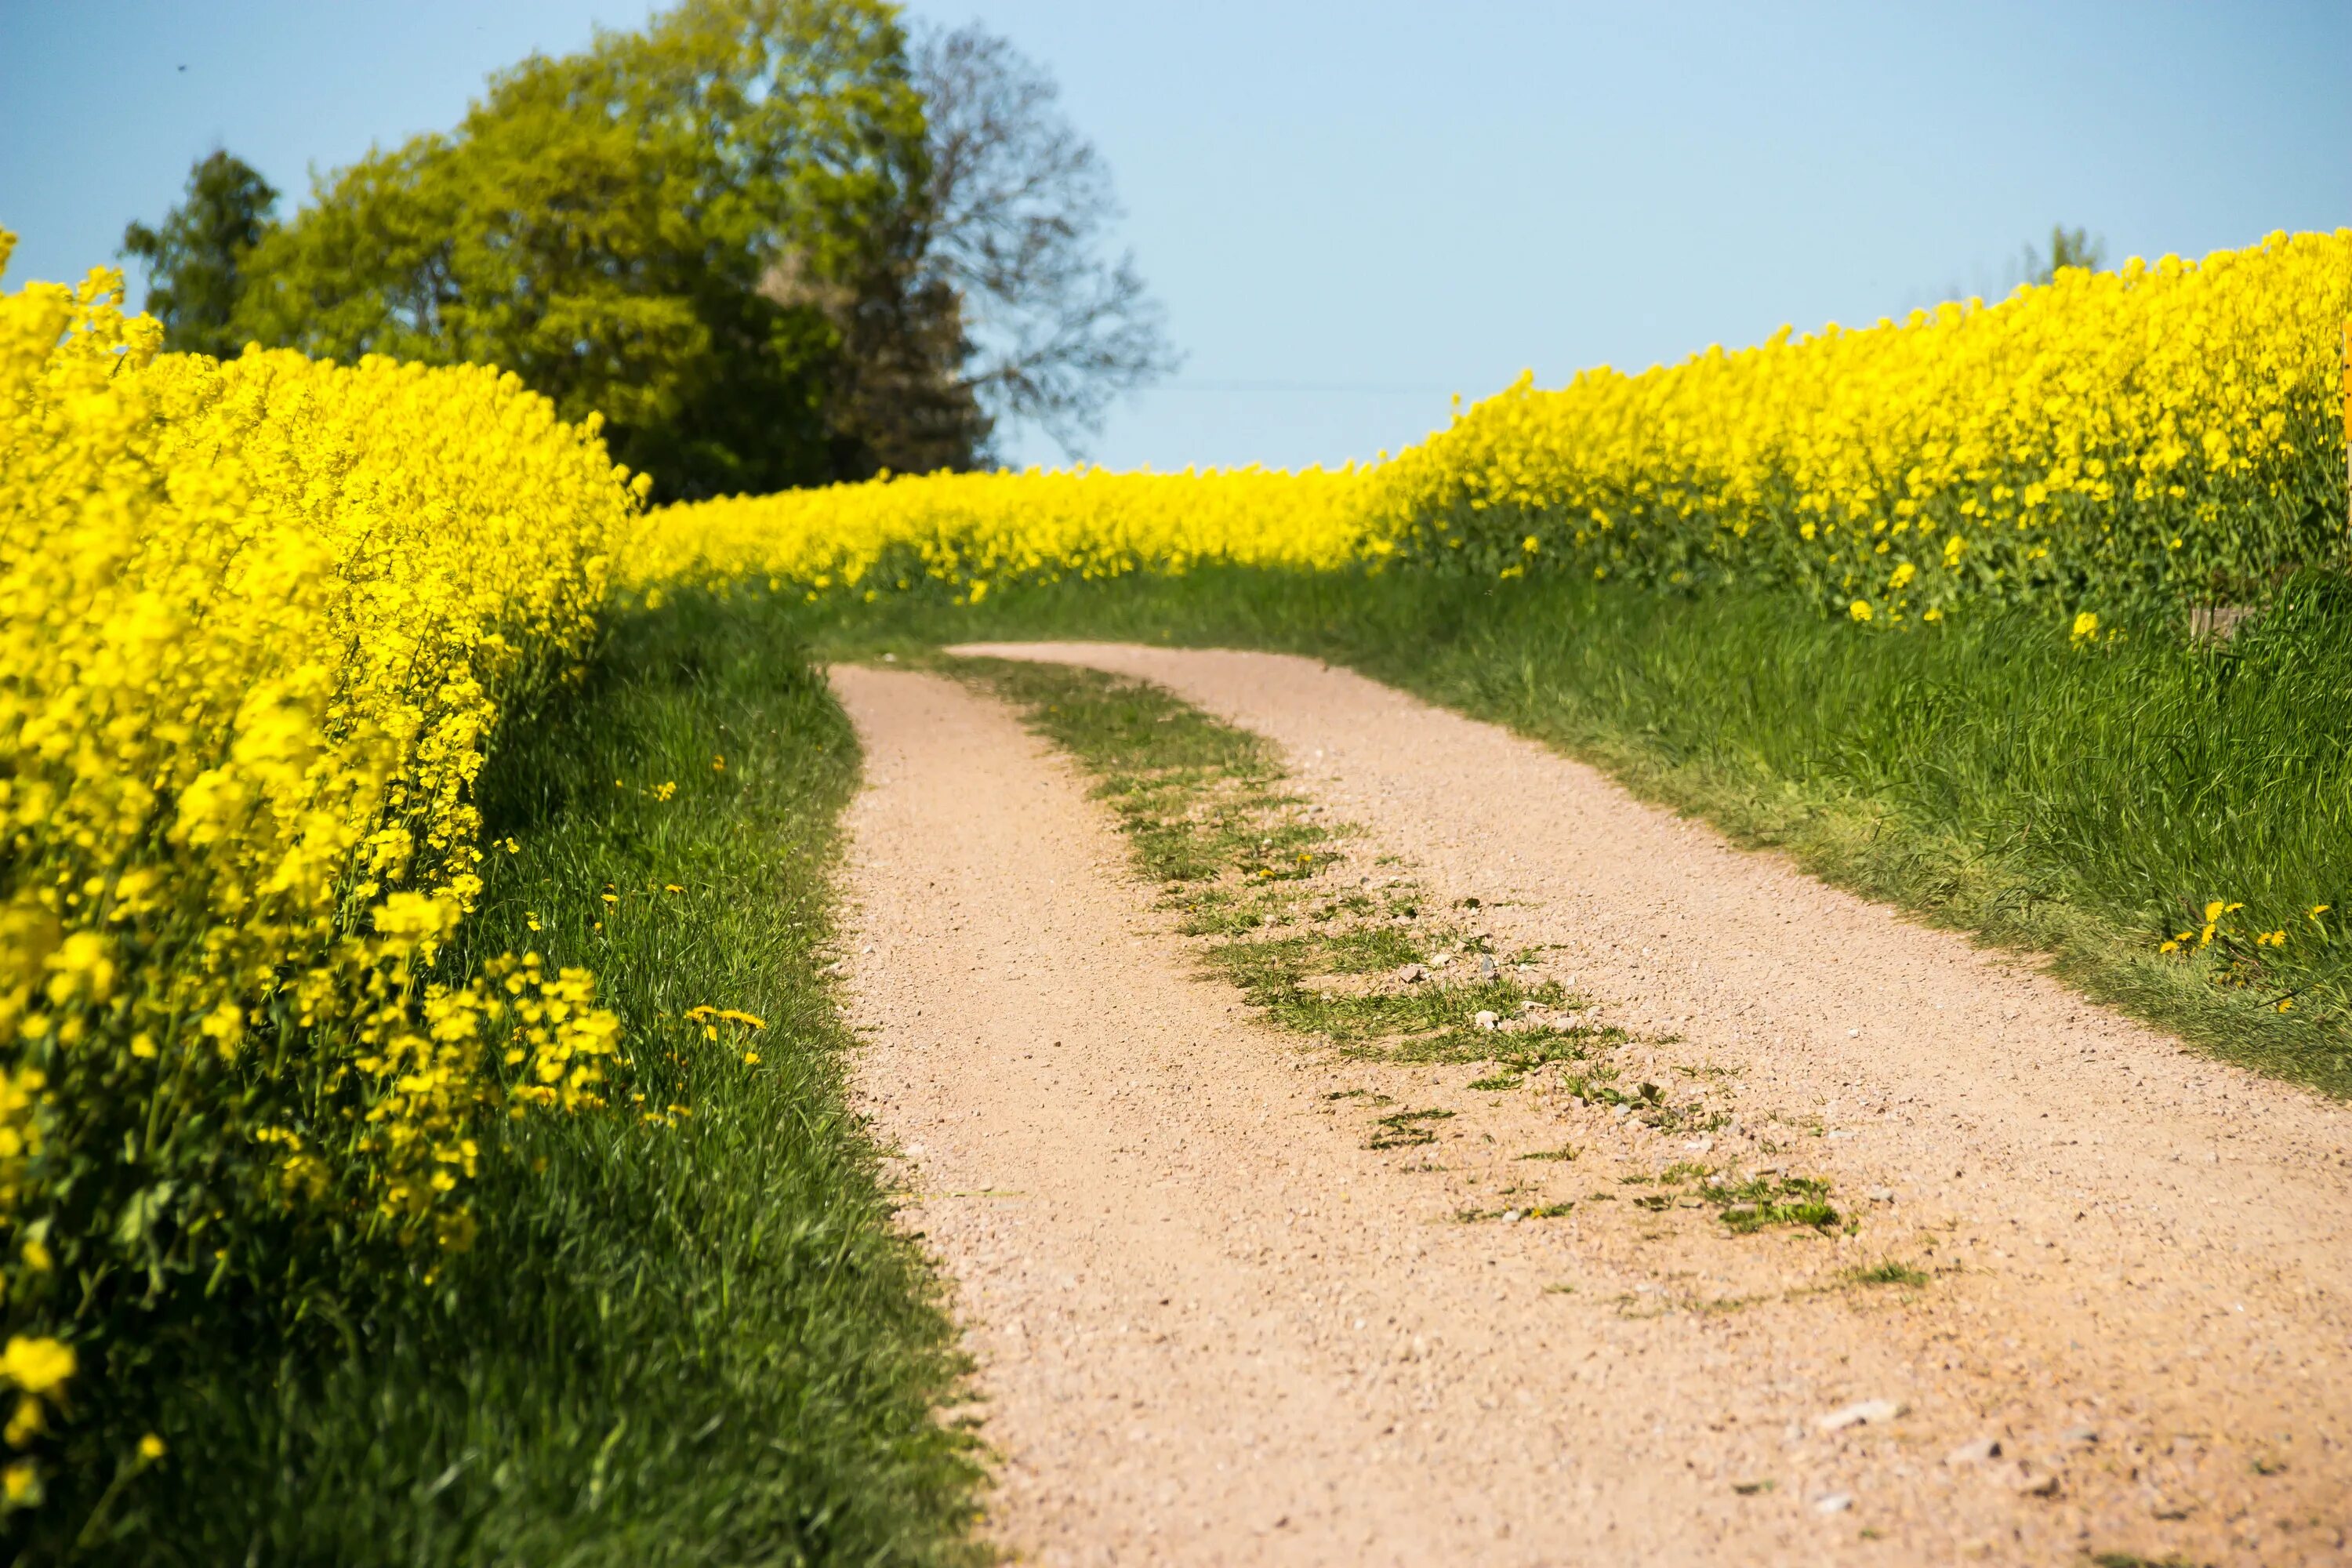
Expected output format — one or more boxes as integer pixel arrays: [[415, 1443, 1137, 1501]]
[[3, 1, 2346, 470]]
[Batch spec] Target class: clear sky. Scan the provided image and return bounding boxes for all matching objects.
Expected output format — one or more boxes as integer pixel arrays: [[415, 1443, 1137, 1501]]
[[4, 1, 2346, 470]]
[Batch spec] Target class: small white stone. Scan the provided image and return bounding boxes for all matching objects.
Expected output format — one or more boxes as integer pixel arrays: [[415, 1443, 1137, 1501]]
[[1817, 1398, 1905, 1432], [1474, 1010, 1499, 1031], [1813, 1493, 1853, 1515]]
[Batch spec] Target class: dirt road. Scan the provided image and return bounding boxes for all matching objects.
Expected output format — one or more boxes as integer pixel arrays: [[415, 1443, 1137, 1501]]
[[833, 650, 2352, 1566]]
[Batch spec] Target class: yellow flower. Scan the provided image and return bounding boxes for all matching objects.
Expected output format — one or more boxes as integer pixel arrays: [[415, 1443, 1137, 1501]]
[[2071, 611, 2100, 642], [1848, 600, 1874, 622], [138, 1434, 166, 1461], [2, 1461, 35, 1505], [684, 1005, 765, 1030], [0, 1338, 74, 1398]]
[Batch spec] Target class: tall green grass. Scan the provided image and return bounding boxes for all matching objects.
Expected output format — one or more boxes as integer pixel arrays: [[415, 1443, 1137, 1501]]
[[78, 596, 983, 1566], [800, 568, 2352, 1098]]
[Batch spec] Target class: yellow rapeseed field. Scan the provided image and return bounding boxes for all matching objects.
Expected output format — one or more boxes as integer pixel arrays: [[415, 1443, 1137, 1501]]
[[0, 234, 637, 1508], [634, 229, 2352, 619], [1374, 228, 2352, 618], [631, 463, 1371, 604]]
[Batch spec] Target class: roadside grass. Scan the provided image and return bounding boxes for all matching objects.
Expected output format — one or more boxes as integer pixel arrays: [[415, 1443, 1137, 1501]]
[[801, 567, 2352, 1099], [119, 594, 984, 1566]]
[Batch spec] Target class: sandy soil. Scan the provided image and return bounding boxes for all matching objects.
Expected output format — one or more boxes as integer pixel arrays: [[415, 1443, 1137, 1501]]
[[833, 652, 2352, 1566]]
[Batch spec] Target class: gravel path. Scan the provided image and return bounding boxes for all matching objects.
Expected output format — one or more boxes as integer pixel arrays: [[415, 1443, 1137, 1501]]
[[835, 652, 2352, 1566]]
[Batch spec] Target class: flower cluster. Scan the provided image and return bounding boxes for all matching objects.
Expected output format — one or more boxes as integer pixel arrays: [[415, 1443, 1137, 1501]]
[[0, 234, 634, 1504], [2160, 899, 2334, 1011], [494, 953, 624, 1115]]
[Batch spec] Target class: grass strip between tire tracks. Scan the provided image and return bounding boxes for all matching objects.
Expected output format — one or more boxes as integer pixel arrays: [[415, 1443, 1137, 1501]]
[[949, 655, 1840, 1236]]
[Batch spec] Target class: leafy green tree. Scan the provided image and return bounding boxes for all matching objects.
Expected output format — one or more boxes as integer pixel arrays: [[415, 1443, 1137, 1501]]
[[120, 151, 280, 357], [234, 0, 981, 498]]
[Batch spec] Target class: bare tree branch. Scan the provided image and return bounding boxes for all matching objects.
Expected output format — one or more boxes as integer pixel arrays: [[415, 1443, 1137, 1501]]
[[913, 22, 1181, 457]]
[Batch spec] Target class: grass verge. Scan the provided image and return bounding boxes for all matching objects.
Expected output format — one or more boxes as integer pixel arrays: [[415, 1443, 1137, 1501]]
[[806, 568, 2352, 1098], [111, 594, 984, 1566]]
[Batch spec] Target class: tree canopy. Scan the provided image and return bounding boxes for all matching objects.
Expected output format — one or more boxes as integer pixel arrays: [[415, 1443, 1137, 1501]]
[[227, 0, 971, 498], [122, 0, 1173, 498], [120, 151, 280, 358]]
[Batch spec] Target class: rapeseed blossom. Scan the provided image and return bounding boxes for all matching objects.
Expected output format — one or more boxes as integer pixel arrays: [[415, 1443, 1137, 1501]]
[[0, 231, 634, 1504]]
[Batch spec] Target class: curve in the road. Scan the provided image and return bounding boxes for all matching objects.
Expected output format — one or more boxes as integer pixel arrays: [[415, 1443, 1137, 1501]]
[[833, 651, 2352, 1567]]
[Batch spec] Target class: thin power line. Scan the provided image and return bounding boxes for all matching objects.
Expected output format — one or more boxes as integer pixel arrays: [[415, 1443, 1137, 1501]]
[[1139, 379, 1463, 395]]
